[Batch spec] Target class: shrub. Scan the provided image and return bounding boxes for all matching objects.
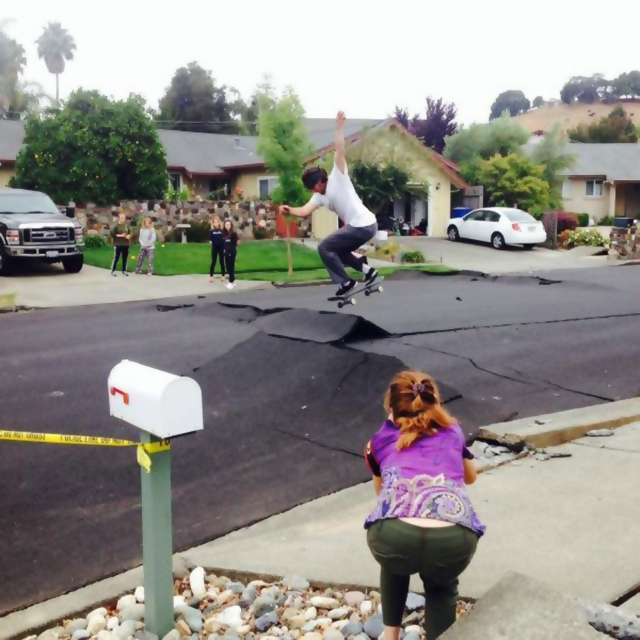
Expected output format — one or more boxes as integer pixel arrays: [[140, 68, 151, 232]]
[[253, 226, 275, 240], [84, 234, 107, 249], [401, 250, 426, 263], [577, 213, 590, 227], [371, 239, 401, 261], [556, 212, 579, 233], [599, 215, 615, 226], [564, 229, 607, 248]]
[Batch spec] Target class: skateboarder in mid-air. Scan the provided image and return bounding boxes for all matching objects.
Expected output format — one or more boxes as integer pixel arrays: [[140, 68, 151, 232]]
[[279, 111, 379, 297]]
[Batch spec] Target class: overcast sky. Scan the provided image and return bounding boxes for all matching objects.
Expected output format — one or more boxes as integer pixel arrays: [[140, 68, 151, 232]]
[[5, 0, 640, 126]]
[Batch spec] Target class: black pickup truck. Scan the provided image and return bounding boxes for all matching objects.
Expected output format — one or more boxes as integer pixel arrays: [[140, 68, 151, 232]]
[[0, 187, 84, 275]]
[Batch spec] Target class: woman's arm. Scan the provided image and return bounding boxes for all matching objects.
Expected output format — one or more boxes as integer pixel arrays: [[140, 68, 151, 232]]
[[372, 476, 382, 496], [463, 458, 477, 485]]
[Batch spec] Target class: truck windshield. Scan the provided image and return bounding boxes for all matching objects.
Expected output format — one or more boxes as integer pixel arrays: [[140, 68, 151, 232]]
[[0, 192, 59, 215]]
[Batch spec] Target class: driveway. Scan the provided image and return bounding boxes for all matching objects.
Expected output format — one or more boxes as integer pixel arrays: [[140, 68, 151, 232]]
[[400, 237, 610, 274], [0, 263, 271, 308]]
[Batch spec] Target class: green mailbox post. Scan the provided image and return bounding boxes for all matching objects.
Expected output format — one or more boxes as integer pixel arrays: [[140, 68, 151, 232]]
[[109, 360, 204, 638]]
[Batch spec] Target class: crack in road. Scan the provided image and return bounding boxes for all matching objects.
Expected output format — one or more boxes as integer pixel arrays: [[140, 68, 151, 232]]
[[273, 427, 361, 458], [400, 341, 615, 403], [390, 310, 640, 337]]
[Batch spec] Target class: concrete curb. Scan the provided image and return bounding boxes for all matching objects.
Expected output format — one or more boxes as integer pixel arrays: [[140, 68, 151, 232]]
[[478, 397, 640, 448], [3, 399, 638, 639]]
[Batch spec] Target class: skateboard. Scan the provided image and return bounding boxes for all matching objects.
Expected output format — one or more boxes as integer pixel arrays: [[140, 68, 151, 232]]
[[328, 277, 384, 308]]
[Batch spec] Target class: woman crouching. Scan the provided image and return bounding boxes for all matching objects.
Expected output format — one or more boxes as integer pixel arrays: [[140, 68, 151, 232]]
[[365, 370, 485, 640]]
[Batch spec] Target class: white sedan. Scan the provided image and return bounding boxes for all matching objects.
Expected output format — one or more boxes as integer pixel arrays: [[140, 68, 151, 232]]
[[447, 207, 547, 250]]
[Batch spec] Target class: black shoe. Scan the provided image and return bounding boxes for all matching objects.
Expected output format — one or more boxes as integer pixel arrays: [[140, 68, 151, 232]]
[[336, 279, 356, 296], [364, 268, 378, 284]]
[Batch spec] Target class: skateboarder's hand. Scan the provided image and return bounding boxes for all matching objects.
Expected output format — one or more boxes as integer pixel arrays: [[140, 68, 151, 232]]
[[336, 111, 346, 128], [279, 205, 291, 216]]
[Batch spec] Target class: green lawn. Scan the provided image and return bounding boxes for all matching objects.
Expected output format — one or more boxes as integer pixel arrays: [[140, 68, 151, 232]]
[[84, 240, 324, 275], [84, 240, 457, 282]]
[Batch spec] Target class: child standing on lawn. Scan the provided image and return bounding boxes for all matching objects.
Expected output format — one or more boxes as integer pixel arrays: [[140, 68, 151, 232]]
[[223, 219, 238, 290], [364, 370, 484, 640], [209, 215, 226, 282], [135, 217, 156, 275], [110, 211, 131, 277]]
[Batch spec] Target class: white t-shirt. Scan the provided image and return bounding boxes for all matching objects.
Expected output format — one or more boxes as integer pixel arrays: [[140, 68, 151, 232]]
[[309, 164, 377, 228]]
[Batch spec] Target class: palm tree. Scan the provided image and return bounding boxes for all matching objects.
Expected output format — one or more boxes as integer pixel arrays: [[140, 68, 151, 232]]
[[36, 22, 76, 105]]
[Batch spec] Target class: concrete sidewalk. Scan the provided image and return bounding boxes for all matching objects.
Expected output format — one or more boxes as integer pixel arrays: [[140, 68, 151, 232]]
[[2, 403, 639, 638], [0, 264, 272, 308]]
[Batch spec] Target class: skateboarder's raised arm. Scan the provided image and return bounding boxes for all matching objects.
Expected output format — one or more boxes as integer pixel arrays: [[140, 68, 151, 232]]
[[278, 198, 320, 219], [334, 110, 347, 174]]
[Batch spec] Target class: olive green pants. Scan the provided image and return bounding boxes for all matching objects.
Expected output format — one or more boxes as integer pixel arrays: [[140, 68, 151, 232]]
[[367, 519, 478, 639]]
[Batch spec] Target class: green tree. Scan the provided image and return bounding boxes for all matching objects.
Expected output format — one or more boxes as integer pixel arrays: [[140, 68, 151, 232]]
[[477, 153, 551, 213], [567, 107, 638, 143], [530, 125, 574, 208], [158, 62, 241, 133], [257, 88, 313, 273], [36, 22, 76, 105], [489, 90, 530, 120], [560, 74, 609, 104], [350, 163, 410, 216], [0, 23, 26, 117], [410, 96, 458, 153], [532, 96, 545, 108], [444, 114, 530, 183], [11, 89, 167, 204], [611, 70, 640, 99]]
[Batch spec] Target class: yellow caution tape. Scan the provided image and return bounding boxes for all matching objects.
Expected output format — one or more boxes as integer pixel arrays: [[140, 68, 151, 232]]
[[0, 429, 170, 472]]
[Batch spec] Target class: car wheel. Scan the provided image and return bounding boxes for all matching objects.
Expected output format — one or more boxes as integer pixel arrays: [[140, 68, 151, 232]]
[[447, 226, 460, 241], [522, 244, 535, 250], [491, 233, 505, 250], [0, 249, 13, 276], [62, 254, 84, 273]]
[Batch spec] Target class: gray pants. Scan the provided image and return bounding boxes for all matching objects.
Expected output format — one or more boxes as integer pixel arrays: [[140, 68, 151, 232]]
[[318, 223, 377, 284], [135, 247, 155, 274]]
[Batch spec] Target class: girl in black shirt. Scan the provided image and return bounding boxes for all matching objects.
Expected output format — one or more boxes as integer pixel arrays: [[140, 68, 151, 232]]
[[223, 219, 239, 289], [209, 215, 225, 282]]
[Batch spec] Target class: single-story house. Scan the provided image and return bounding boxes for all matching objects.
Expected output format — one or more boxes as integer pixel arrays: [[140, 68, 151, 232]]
[[0, 117, 468, 237], [557, 143, 640, 221]]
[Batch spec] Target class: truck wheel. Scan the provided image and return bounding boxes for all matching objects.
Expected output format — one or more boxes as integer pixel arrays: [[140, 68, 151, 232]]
[[0, 250, 12, 276], [62, 254, 84, 273]]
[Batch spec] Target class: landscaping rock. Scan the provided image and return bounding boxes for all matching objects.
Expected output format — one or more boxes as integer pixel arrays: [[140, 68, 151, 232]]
[[135, 586, 145, 603], [253, 595, 277, 617], [256, 611, 279, 632], [344, 592, 366, 607], [114, 620, 138, 639], [341, 622, 364, 636], [284, 575, 311, 591], [120, 603, 145, 622], [328, 607, 351, 620], [359, 601, 373, 616], [240, 585, 258, 607], [162, 631, 181, 640], [117, 594, 138, 611], [323, 629, 344, 640], [71, 631, 90, 640], [65, 619, 87, 634], [216, 605, 243, 629], [405, 593, 425, 611], [87, 614, 107, 635], [176, 605, 204, 632], [311, 597, 340, 610], [189, 566, 207, 600], [227, 581, 245, 594], [363, 615, 384, 639]]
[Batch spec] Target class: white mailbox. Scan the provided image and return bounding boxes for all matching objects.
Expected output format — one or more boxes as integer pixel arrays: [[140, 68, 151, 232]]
[[108, 360, 203, 439]]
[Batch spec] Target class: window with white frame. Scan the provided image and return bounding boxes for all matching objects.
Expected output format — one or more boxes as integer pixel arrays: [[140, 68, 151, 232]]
[[561, 180, 571, 199], [258, 176, 279, 199], [585, 179, 604, 197]]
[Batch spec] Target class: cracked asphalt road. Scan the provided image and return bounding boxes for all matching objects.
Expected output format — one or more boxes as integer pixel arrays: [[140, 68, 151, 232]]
[[1, 265, 638, 614]]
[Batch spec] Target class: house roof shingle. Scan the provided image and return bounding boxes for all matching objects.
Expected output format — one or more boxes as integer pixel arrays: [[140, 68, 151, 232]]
[[556, 143, 640, 181]]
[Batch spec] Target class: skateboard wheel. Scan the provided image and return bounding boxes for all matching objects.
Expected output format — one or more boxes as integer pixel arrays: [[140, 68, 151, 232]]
[[350, 298, 356, 305], [337, 301, 345, 309], [364, 290, 370, 296], [378, 286, 384, 293]]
